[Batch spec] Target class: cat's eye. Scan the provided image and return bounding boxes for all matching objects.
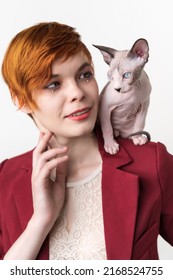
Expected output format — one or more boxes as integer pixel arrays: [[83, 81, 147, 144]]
[[123, 72, 131, 79]]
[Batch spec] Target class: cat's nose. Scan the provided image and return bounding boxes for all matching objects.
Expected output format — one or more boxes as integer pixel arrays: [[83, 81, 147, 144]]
[[115, 88, 121, 92]]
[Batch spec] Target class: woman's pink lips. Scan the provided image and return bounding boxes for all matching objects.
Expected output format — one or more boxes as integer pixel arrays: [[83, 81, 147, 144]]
[[65, 107, 91, 121]]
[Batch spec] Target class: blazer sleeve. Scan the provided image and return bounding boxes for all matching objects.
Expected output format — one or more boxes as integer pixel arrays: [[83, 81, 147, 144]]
[[0, 160, 8, 260], [0, 214, 4, 260], [157, 143, 173, 246]]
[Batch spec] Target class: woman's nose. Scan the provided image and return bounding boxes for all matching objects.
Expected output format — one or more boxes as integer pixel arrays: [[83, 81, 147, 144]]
[[68, 82, 85, 102]]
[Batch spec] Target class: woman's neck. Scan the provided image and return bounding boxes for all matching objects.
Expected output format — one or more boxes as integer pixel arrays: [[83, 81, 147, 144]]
[[50, 132, 102, 182]]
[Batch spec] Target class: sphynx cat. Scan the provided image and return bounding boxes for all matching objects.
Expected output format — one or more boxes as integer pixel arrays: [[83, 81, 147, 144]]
[[93, 39, 152, 154]]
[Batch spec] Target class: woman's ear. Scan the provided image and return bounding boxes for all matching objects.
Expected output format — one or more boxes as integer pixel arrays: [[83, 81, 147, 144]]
[[13, 96, 33, 114], [20, 105, 33, 114]]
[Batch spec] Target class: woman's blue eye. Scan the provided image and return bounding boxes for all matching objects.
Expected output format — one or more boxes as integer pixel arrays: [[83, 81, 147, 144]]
[[80, 71, 93, 80], [45, 81, 60, 92], [123, 72, 131, 79]]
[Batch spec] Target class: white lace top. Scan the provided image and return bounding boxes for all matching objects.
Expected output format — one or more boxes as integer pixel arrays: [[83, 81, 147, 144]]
[[49, 165, 107, 260]]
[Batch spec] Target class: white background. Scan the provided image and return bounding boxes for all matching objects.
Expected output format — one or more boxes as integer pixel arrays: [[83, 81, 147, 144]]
[[0, 0, 173, 259]]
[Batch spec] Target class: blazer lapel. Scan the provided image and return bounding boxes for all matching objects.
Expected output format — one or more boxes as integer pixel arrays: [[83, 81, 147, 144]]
[[12, 151, 49, 259], [12, 151, 33, 232], [102, 164, 139, 259], [96, 128, 139, 259]]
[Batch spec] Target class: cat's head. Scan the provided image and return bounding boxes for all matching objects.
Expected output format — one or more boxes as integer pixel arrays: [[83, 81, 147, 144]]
[[93, 39, 149, 93]]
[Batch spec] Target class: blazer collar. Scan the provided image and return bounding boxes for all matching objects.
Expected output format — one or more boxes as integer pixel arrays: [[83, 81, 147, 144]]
[[96, 127, 139, 259]]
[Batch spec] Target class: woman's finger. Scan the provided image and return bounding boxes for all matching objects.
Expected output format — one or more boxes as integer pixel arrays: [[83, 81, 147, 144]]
[[34, 131, 53, 155], [40, 155, 68, 181], [33, 146, 68, 173]]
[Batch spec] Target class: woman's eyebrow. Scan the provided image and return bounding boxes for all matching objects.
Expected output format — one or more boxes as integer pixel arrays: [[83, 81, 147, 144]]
[[50, 74, 59, 79], [50, 62, 92, 79], [78, 62, 92, 72]]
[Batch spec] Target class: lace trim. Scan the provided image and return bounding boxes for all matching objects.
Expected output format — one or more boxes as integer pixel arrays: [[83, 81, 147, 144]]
[[66, 164, 102, 187]]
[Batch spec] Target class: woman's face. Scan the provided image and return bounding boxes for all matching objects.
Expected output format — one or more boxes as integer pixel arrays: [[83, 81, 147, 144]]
[[30, 52, 99, 144]]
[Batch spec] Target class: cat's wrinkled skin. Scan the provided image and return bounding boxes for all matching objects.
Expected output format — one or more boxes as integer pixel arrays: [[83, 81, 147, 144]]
[[93, 39, 151, 154]]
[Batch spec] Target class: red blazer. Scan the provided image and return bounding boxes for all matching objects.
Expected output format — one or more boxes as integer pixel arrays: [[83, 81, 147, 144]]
[[0, 131, 173, 260]]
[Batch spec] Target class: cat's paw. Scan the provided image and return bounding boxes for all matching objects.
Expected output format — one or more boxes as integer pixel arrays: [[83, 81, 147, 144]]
[[104, 140, 119, 154], [131, 135, 148, 145]]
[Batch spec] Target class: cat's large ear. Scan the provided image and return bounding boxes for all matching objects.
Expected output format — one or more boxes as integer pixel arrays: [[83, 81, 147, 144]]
[[128, 38, 149, 62], [93, 45, 116, 65]]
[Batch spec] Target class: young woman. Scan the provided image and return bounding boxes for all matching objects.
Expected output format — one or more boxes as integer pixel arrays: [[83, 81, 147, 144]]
[[0, 22, 173, 260]]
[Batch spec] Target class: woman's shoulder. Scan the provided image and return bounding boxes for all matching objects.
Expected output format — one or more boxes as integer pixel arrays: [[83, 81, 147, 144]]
[[118, 137, 168, 154], [95, 125, 171, 158], [116, 137, 173, 168], [116, 138, 173, 175], [0, 150, 33, 207], [0, 149, 33, 175]]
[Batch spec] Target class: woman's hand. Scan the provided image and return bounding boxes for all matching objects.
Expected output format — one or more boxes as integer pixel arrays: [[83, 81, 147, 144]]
[[4, 131, 69, 260], [31, 131, 68, 228]]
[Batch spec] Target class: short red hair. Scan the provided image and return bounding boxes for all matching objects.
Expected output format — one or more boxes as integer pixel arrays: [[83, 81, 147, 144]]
[[2, 22, 92, 109]]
